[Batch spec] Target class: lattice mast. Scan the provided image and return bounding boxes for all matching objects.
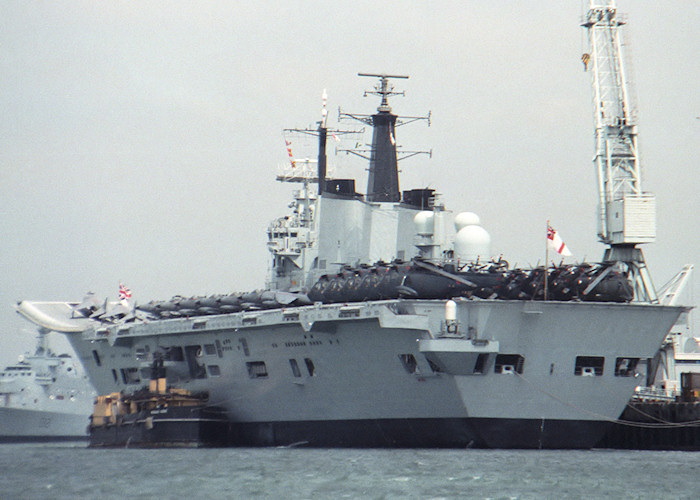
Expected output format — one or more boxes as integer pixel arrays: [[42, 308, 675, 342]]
[[582, 0, 657, 302]]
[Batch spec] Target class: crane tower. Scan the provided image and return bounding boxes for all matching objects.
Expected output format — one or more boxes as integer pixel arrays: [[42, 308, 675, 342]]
[[582, 0, 657, 302]]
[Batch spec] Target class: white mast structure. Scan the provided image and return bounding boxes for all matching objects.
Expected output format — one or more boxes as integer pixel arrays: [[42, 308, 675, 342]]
[[582, 0, 657, 302]]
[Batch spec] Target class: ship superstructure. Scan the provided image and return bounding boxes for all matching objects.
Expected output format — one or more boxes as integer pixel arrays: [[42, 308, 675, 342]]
[[0, 329, 95, 441], [14, 15, 688, 448], [267, 76, 439, 293]]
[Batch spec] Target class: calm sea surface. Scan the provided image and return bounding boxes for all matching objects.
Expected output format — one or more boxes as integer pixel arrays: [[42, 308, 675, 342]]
[[1, 443, 698, 499]]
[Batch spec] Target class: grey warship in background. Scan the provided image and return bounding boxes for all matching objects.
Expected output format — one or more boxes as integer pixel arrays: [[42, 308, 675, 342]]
[[15, 71, 685, 448], [0, 329, 95, 442]]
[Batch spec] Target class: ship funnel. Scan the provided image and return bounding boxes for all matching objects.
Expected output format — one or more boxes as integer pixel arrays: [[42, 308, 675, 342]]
[[317, 89, 328, 195]]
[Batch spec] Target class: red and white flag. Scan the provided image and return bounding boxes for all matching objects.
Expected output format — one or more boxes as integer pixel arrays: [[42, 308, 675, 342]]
[[547, 224, 572, 256], [285, 139, 296, 168], [118, 283, 132, 304]]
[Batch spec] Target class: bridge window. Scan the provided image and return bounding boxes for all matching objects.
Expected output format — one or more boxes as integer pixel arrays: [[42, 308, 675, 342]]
[[494, 354, 524, 374], [246, 361, 268, 379], [92, 350, 101, 367], [164, 346, 184, 361], [575, 356, 604, 376], [289, 359, 302, 378], [304, 358, 315, 376], [185, 345, 207, 379], [120, 367, 140, 385], [614, 357, 640, 377]]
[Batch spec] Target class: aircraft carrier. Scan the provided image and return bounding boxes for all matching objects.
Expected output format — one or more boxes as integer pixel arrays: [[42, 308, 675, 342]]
[[15, 67, 686, 448]]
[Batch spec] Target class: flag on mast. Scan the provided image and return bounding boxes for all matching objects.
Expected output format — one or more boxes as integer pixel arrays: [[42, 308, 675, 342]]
[[547, 224, 572, 256], [118, 283, 132, 305], [285, 139, 296, 168]]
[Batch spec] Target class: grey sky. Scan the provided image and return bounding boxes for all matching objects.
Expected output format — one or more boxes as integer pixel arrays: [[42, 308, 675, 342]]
[[1, 1, 698, 364]]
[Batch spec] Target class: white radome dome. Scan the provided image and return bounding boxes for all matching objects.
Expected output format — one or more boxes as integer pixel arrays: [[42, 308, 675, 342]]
[[454, 224, 491, 262], [454, 212, 481, 232], [413, 211, 434, 235]]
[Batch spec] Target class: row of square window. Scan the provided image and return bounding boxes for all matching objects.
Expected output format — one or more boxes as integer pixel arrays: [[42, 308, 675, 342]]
[[400, 353, 640, 377], [247, 354, 639, 380], [116, 358, 316, 384], [247, 359, 315, 379], [108, 353, 640, 386], [113, 364, 222, 385]]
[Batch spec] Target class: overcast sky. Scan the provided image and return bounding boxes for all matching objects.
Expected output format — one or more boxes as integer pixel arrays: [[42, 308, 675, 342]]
[[1, 1, 698, 364]]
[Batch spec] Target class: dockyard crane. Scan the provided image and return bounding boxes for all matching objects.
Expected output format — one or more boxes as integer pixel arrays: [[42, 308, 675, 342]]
[[582, 0, 658, 302]]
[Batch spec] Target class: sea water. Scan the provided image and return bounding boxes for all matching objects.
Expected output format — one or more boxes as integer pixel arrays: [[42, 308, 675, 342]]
[[1, 443, 698, 499]]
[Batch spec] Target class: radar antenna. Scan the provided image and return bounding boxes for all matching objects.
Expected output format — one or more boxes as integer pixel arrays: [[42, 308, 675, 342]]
[[358, 73, 407, 112], [582, 0, 657, 302]]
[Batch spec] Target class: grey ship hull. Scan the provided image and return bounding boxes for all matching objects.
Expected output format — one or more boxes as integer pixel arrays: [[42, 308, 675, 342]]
[[0, 406, 88, 442], [54, 298, 683, 449], [226, 416, 605, 449]]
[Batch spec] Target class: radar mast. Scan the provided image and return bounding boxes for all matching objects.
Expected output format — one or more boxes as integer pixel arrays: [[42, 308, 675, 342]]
[[339, 73, 430, 202]]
